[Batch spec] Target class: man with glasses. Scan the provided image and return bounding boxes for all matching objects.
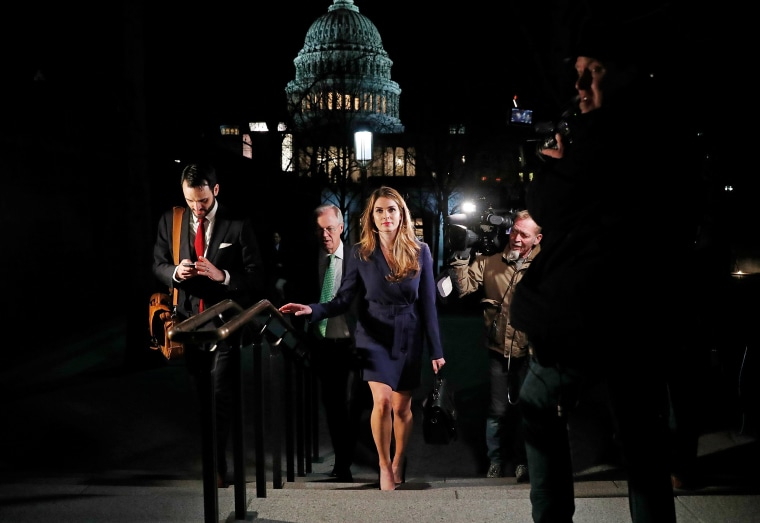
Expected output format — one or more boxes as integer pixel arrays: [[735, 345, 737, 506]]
[[293, 203, 365, 482]]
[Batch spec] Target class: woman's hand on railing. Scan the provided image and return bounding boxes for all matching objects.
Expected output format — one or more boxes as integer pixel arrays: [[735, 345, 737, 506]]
[[278, 303, 312, 316]]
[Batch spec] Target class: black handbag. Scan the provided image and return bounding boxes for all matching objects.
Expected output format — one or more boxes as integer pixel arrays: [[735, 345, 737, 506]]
[[422, 373, 457, 445]]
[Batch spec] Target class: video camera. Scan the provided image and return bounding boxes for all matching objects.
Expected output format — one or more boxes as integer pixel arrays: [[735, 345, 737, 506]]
[[446, 203, 515, 257], [508, 100, 578, 157], [530, 108, 579, 157], [533, 118, 572, 152]]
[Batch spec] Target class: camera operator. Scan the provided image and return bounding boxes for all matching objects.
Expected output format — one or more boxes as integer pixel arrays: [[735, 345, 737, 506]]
[[449, 210, 542, 482], [508, 14, 701, 523]]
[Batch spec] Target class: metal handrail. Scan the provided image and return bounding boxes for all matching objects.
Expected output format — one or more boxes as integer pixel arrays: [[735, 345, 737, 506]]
[[169, 298, 313, 523], [170, 299, 300, 346]]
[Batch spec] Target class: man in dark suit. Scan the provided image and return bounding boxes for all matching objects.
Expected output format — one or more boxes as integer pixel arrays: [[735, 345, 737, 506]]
[[152, 161, 266, 487], [291, 203, 365, 482]]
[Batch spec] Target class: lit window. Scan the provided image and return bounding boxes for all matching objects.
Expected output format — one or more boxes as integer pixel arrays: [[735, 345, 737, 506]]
[[394, 148, 404, 175], [243, 134, 252, 159], [405, 147, 416, 176], [414, 218, 424, 240], [281, 133, 293, 172]]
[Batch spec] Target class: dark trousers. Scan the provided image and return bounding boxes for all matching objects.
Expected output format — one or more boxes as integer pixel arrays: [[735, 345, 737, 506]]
[[485, 350, 528, 468], [185, 343, 236, 479], [520, 356, 675, 523], [310, 337, 366, 472]]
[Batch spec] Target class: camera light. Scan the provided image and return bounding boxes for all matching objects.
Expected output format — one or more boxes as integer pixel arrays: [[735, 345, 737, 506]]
[[461, 201, 477, 214]]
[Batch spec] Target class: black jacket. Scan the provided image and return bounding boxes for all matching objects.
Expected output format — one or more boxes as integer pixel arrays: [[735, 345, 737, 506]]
[[152, 204, 267, 319]]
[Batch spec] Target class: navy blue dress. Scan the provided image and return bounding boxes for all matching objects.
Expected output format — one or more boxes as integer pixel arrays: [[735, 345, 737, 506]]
[[309, 241, 444, 391]]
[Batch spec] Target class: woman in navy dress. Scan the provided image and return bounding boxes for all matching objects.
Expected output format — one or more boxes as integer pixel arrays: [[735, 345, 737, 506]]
[[280, 186, 446, 491]]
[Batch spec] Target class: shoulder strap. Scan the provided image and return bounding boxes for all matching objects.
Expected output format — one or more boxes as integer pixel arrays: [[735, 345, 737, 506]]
[[172, 206, 184, 306]]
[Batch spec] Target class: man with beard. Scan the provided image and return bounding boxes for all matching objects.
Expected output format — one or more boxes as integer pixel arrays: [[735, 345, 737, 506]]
[[450, 210, 542, 482]]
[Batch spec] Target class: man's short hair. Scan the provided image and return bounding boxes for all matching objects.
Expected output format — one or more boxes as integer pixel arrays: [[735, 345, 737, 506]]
[[181, 162, 218, 188], [315, 203, 344, 224]]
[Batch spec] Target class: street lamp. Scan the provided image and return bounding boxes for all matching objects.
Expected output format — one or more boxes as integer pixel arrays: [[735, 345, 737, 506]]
[[354, 130, 373, 185]]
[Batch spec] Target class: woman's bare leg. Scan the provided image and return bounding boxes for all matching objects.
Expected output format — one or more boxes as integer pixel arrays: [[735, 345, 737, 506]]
[[369, 381, 395, 490], [391, 390, 413, 484]]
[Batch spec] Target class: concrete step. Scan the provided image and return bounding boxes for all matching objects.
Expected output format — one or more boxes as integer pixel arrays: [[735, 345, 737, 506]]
[[3, 474, 758, 523]]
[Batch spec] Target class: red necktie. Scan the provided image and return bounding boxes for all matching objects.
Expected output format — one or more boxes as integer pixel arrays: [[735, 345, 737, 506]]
[[195, 218, 206, 311]]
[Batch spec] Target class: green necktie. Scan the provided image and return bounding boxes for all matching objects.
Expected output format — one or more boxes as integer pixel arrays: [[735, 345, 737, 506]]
[[317, 254, 335, 337]]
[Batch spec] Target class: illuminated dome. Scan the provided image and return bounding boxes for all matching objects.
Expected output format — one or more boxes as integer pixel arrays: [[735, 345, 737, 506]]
[[302, 0, 384, 52], [286, 0, 404, 133]]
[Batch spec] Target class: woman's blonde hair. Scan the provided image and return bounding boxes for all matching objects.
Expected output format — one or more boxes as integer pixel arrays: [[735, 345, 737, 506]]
[[358, 186, 420, 282]]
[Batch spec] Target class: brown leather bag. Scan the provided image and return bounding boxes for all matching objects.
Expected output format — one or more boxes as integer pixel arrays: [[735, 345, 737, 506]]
[[149, 206, 185, 360], [148, 292, 184, 359]]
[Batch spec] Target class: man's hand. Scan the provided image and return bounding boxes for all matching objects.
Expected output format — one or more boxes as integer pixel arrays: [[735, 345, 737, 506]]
[[196, 256, 222, 282], [540, 133, 565, 159], [177, 259, 196, 280]]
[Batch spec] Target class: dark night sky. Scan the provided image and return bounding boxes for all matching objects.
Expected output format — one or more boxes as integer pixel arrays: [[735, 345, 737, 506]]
[[143, 1, 720, 136], [6, 2, 726, 144], [142, 2, 750, 197], [4, 0, 739, 187]]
